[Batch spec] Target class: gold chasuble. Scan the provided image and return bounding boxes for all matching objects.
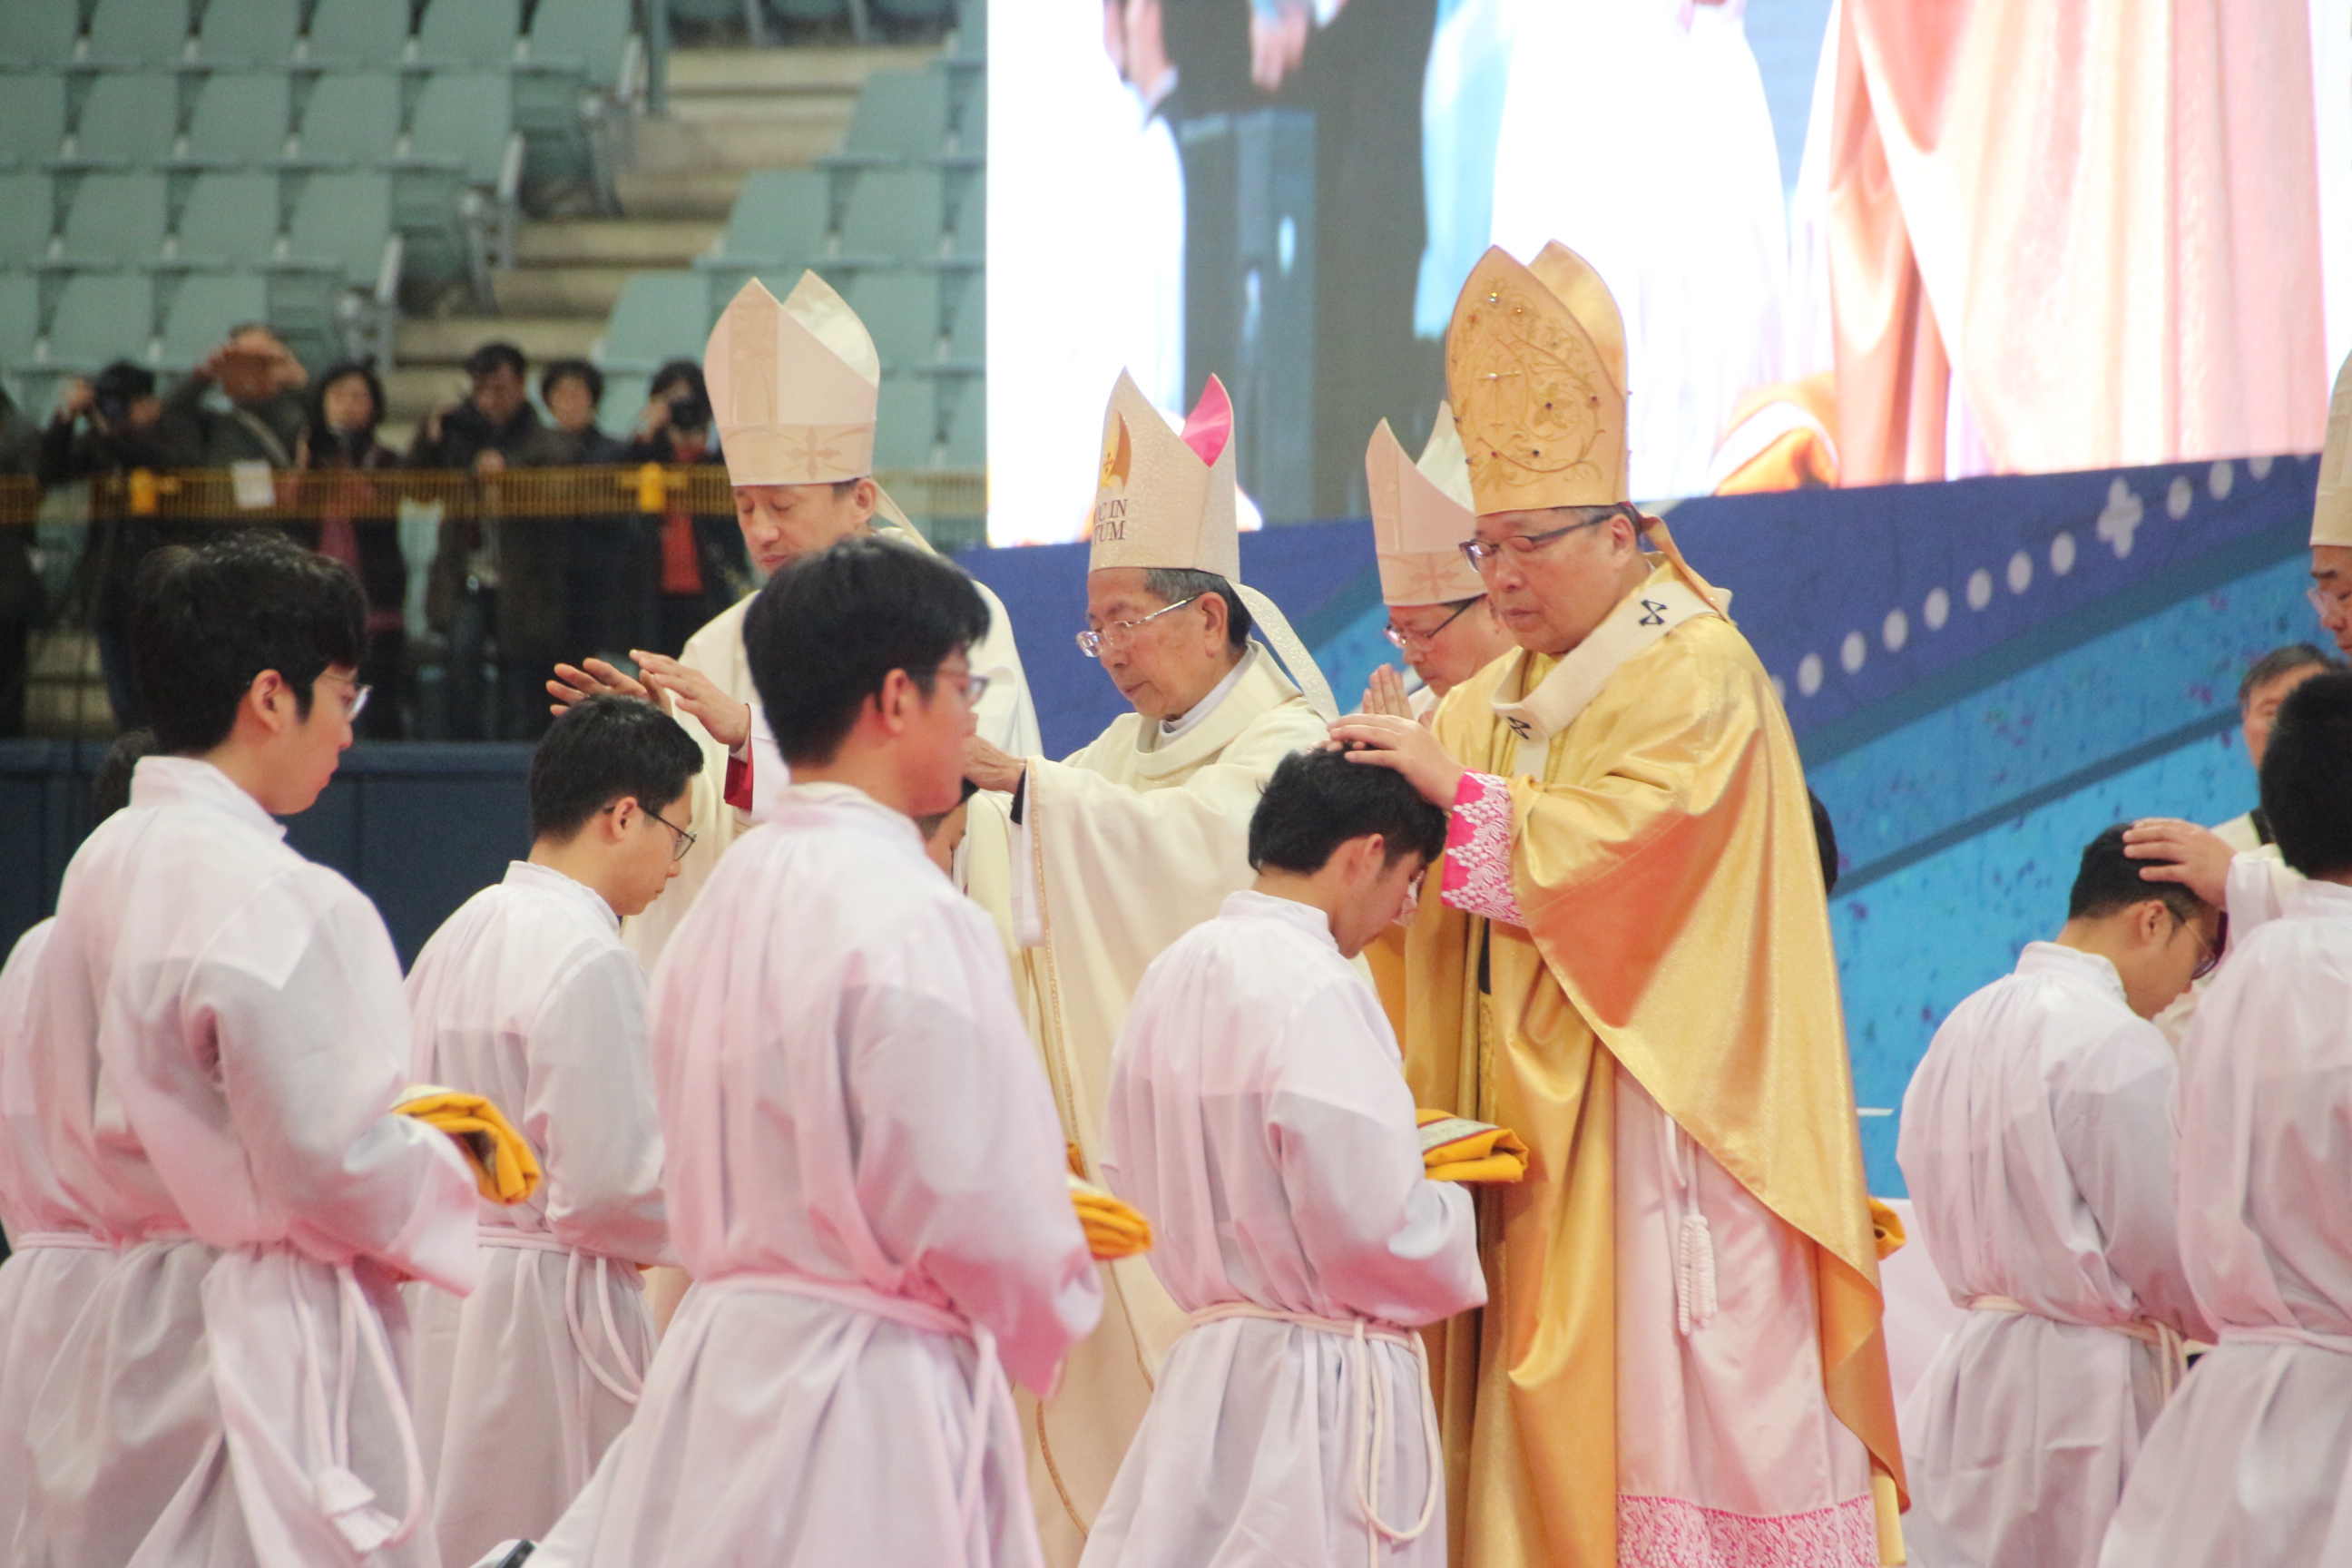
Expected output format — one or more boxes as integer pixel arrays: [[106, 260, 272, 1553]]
[[1409, 245, 1905, 1568]]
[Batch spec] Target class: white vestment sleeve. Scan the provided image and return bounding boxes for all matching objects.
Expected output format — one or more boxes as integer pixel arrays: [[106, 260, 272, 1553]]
[[527, 946, 671, 1267]]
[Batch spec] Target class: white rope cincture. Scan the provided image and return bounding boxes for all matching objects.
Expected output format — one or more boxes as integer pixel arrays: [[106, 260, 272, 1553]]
[[305, 1263, 429, 1553], [1670, 1122, 1716, 1337]]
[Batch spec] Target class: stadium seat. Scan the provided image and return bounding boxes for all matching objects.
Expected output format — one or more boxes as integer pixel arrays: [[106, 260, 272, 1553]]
[[839, 267, 939, 370], [158, 270, 270, 367], [838, 164, 949, 260], [942, 165, 982, 256], [956, 0, 984, 54], [0, 270, 41, 367], [526, 0, 634, 89], [289, 70, 404, 163], [0, 0, 83, 66], [46, 270, 154, 368], [58, 171, 171, 263], [598, 270, 714, 371], [771, 0, 849, 28], [407, 70, 516, 184], [287, 169, 396, 287], [711, 169, 830, 262], [872, 0, 956, 30], [943, 269, 983, 363], [416, 0, 521, 64], [304, 0, 414, 64], [842, 71, 950, 158], [196, 0, 301, 64], [64, 71, 183, 164], [0, 73, 67, 163], [84, 0, 192, 64], [186, 69, 293, 162], [874, 375, 936, 468], [941, 374, 983, 466], [0, 172, 53, 266], [176, 170, 284, 266]]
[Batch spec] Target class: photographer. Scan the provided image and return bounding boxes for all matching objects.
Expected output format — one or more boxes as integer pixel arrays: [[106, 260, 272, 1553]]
[[41, 363, 180, 728], [627, 369, 746, 655]]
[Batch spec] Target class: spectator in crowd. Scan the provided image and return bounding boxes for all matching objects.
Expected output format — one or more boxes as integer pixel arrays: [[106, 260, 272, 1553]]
[[153, 325, 309, 469], [296, 362, 409, 740], [523, 359, 643, 666], [39, 363, 179, 729], [628, 360, 747, 656], [0, 387, 39, 737], [415, 342, 545, 740]]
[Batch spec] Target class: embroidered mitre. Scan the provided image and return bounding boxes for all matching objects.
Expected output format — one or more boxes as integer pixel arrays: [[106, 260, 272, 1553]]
[[1445, 242, 1629, 514], [704, 272, 879, 487], [2317, 349, 2352, 549], [1088, 371, 1241, 579], [1367, 403, 1483, 606]]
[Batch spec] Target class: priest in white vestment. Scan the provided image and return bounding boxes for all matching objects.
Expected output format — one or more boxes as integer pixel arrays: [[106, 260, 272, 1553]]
[[522, 535, 1101, 1568], [16, 535, 479, 1568], [2098, 671, 2352, 1568], [1082, 749, 1485, 1568], [1897, 826, 2220, 1568], [960, 369, 1338, 1562], [548, 272, 1040, 967], [403, 696, 700, 1566], [1359, 406, 1516, 724]]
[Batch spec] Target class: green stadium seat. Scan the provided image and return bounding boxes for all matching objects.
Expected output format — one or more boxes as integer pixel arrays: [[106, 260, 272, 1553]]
[[0, 1, 84, 66], [290, 70, 404, 163], [0, 270, 42, 367], [771, 0, 849, 27], [186, 69, 293, 162], [941, 373, 982, 466], [839, 266, 939, 370], [176, 170, 284, 265], [944, 269, 983, 362], [0, 172, 54, 265], [710, 168, 829, 261], [407, 70, 515, 184], [873, 375, 936, 468], [956, 0, 983, 54], [838, 164, 948, 260], [64, 71, 184, 164], [59, 171, 171, 262], [84, 0, 192, 64], [872, 0, 955, 30], [46, 270, 155, 368], [304, 0, 414, 64], [526, 0, 634, 88], [943, 165, 981, 257], [196, 0, 301, 64], [842, 71, 950, 158], [0, 73, 68, 163], [597, 270, 712, 371], [158, 270, 269, 366], [416, 0, 521, 64], [287, 168, 395, 287]]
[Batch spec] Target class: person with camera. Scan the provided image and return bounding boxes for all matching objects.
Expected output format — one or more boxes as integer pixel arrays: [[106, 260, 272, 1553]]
[[40, 362, 177, 729], [625, 359, 748, 658]]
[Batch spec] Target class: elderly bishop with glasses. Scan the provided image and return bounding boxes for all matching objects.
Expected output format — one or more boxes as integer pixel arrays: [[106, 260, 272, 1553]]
[[962, 369, 1338, 1564], [1329, 244, 1907, 1568]]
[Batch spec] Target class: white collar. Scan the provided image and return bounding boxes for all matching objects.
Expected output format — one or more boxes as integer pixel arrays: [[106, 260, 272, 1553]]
[[505, 859, 619, 933], [2287, 878, 2352, 922], [1219, 887, 1339, 953], [128, 756, 289, 841], [1161, 643, 1259, 740], [2016, 940, 2128, 1005], [773, 780, 924, 847]]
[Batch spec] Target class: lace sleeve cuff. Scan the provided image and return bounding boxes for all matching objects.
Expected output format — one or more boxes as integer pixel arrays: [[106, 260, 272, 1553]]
[[1441, 771, 1523, 926]]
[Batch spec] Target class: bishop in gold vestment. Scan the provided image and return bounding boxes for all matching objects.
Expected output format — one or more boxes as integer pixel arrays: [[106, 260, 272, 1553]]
[[1333, 244, 1905, 1568]]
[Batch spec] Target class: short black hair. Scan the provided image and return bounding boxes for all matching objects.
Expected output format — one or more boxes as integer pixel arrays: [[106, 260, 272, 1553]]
[[650, 359, 705, 404], [1248, 747, 1448, 875], [667, 391, 712, 436], [130, 534, 365, 754], [745, 535, 991, 766], [529, 695, 701, 842], [2067, 824, 2210, 925], [466, 341, 526, 381], [1142, 566, 1251, 651], [540, 358, 604, 407], [93, 359, 156, 403], [2238, 642, 2341, 709], [91, 728, 157, 822], [2260, 670, 2352, 877]]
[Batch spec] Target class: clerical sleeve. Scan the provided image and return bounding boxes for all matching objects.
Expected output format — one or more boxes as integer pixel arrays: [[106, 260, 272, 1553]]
[[525, 945, 671, 1267]]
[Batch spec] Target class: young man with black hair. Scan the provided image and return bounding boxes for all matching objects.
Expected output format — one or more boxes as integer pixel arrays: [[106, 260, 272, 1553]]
[[2099, 671, 2352, 1568], [402, 695, 698, 1567], [1080, 748, 1484, 1568], [520, 535, 1097, 1568], [1896, 825, 2220, 1568], [18, 534, 480, 1567]]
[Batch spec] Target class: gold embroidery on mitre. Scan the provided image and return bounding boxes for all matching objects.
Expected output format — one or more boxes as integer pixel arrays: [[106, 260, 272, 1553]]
[[1101, 414, 1133, 492], [1377, 550, 1475, 606], [1446, 245, 1628, 513], [727, 423, 876, 485]]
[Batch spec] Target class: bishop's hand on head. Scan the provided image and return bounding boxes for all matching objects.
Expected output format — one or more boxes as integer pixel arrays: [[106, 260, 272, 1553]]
[[2122, 818, 2235, 907], [548, 656, 662, 717], [1327, 713, 1465, 809], [633, 651, 752, 750]]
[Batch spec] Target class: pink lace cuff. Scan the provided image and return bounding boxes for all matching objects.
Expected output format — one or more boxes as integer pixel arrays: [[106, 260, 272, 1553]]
[[1441, 771, 1524, 926], [1618, 1494, 1879, 1568]]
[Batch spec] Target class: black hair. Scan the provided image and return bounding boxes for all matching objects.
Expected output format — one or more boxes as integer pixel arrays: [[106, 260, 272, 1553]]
[[93, 359, 157, 404], [2067, 824, 2210, 925], [1142, 566, 1251, 651], [650, 359, 706, 404], [465, 341, 527, 381], [2259, 670, 2352, 877], [745, 535, 991, 766], [1808, 789, 1839, 895], [540, 358, 604, 407], [529, 695, 701, 843], [2238, 642, 2342, 709], [130, 534, 365, 754], [667, 391, 712, 436], [308, 360, 385, 436], [91, 728, 157, 822], [1248, 747, 1448, 875]]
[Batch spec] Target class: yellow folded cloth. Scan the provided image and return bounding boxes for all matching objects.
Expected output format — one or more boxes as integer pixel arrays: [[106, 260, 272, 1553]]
[[1069, 1173, 1152, 1260], [1416, 1109, 1530, 1184], [1868, 1196, 1906, 1260], [395, 1085, 542, 1205]]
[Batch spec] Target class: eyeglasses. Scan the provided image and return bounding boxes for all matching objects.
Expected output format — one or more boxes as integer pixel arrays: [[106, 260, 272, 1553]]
[[933, 666, 992, 707], [318, 672, 371, 721], [1458, 506, 1628, 570], [1075, 593, 1204, 659], [2309, 583, 2352, 625], [646, 805, 697, 863], [2179, 910, 2228, 982], [1385, 598, 1482, 651]]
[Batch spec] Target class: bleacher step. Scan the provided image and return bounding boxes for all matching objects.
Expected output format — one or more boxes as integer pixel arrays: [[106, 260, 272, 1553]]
[[516, 220, 723, 269], [612, 168, 745, 220], [397, 315, 603, 365]]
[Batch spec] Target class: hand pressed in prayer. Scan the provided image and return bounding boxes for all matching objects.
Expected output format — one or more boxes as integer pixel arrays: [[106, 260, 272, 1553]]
[[1361, 663, 1421, 723], [964, 734, 1026, 795], [1327, 714, 1465, 808], [634, 651, 753, 750], [2122, 818, 2234, 907]]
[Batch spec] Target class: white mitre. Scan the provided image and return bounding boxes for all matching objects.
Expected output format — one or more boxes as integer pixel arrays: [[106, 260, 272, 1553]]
[[1085, 369, 1337, 718], [704, 272, 878, 487], [2317, 348, 2352, 549], [1367, 403, 1482, 607]]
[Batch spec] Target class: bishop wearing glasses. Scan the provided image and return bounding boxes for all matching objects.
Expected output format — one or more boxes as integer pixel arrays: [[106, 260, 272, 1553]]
[[962, 368, 1336, 1564], [1359, 404, 1517, 724], [1330, 243, 1906, 1568]]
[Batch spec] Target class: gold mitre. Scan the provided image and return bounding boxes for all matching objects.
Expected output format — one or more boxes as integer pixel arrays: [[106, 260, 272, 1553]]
[[1446, 242, 1629, 514], [1367, 405, 1482, 606], [1088, 370, 1241, 580], [2316, 349, 2352, 549], [703, 272, 879, 488]]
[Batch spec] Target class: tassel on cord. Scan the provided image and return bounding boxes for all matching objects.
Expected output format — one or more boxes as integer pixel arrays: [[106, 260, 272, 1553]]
[[1677, 1210, 1717, 1337]]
